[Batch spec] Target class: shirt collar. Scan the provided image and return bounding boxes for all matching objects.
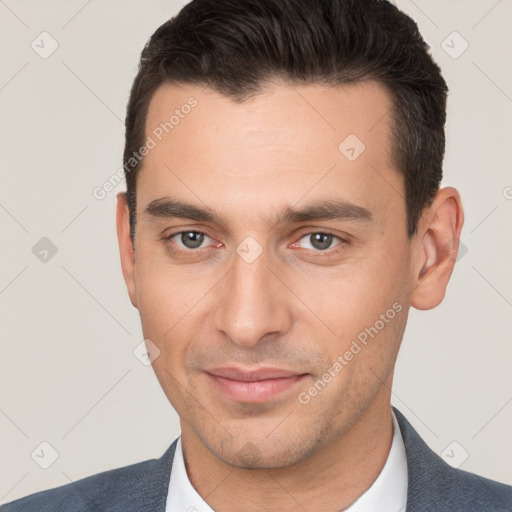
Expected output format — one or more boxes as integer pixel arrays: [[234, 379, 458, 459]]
[[166, 410, 408, 511], [346, 409, 408, 511]]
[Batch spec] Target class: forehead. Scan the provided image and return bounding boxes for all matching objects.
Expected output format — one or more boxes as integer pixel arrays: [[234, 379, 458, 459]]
[[144, 80, 394, 161], [138, 80, 403, 231]]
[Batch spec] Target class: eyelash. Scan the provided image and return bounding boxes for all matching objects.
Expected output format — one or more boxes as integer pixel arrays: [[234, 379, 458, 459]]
[[162, 230, 350, 257]]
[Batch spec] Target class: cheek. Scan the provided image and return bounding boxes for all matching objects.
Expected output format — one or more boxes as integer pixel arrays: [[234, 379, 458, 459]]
[[134, 259, 186, 354], [135, 249, 195, 321], [133, 253, 217, 373], [295, 244, 408, 355]]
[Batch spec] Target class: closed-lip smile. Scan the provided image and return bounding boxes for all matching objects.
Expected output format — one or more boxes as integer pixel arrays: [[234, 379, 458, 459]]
[[205, 366, 308, 403]]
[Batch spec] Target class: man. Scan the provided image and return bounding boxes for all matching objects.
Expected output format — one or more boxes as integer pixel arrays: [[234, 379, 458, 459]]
[[2, 0, 511, 510]]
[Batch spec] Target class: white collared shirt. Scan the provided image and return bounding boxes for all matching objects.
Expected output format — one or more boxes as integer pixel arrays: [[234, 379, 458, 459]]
[[165, 410, 408, 511]]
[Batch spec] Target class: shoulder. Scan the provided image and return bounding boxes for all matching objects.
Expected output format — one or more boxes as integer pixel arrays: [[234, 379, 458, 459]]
[[0, 440, 177, 512], [441, 466, 512, 510], [393, 407, 512, 511], [414, 458, 512, 511]]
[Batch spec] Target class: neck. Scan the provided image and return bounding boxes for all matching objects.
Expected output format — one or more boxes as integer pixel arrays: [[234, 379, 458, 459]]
[[180, 399, 395, 512]]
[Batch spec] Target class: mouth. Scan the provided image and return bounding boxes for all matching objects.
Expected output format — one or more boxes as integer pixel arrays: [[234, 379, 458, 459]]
[[205, 367, 309, 403]]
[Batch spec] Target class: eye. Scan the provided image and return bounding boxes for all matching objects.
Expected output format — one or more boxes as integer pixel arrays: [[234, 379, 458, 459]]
[[293, 232, 345, 252], [166, 231, 213, 251], [163, 230, 348, 256]]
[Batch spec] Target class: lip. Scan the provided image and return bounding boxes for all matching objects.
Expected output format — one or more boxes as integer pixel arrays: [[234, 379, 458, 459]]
[[205, 367, 308, 403]]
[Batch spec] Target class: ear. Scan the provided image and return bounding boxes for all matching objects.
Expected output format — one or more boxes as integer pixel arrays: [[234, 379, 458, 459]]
[[116, 192, 138, 309], [409, 186, 464, 310]]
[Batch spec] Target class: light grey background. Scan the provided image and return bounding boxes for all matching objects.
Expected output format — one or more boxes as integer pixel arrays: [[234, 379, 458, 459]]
[[1, 0, 511, 503]]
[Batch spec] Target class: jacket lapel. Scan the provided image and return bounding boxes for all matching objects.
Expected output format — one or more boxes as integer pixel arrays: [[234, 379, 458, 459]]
[[135, 438, 178, 511], [393, 406, 466, 511]]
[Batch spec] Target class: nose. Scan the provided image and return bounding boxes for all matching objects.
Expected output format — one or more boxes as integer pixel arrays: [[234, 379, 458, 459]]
[[213, 246, 292, 348]]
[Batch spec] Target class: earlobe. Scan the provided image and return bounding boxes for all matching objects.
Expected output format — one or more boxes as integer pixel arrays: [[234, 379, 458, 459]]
[[410, 187, 464, 310], [116, 192, 138, 309]]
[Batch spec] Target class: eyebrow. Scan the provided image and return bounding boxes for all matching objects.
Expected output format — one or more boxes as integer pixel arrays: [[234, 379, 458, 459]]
[[143, 197, 373, 227]]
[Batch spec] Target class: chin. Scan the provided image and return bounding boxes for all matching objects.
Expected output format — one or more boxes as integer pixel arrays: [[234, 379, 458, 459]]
[[205, 432, 315, 470]]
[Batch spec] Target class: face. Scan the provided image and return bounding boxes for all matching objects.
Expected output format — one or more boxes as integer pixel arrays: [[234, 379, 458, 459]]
[[119, 80, 418, 469]]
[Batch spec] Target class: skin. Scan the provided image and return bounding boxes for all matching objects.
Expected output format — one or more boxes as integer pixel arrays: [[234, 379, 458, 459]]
[[116, 80, 464, 511]]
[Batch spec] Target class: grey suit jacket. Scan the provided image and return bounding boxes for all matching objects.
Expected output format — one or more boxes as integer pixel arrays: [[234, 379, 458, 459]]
[[2, 407, 511, 511]]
